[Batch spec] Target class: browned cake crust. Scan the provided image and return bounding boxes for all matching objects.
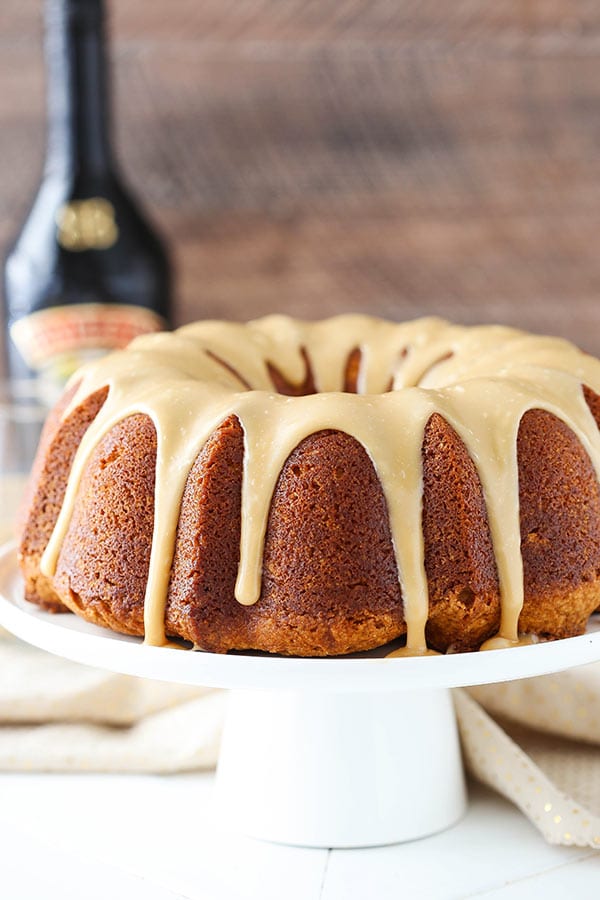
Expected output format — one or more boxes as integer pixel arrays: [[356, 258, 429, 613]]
[[17, 369, 600, 655], [18, 383, 108, 613]]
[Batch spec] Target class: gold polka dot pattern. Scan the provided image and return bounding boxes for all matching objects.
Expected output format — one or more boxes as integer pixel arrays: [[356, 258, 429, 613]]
[[456, 672, 600, 848]]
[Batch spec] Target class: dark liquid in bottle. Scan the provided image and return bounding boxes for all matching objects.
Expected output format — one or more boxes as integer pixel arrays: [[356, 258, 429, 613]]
[[3, 0, 171, 408]]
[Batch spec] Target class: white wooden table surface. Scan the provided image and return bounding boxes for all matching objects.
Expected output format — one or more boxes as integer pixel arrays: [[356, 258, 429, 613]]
[[1, 772, 598, 899]]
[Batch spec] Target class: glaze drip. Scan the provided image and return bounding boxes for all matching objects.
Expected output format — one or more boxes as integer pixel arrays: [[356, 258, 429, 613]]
[[39, 316, 600, 653]]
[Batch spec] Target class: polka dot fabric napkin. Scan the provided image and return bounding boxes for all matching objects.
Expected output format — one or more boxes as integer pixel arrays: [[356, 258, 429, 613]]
[[456, 665, 600, 849]]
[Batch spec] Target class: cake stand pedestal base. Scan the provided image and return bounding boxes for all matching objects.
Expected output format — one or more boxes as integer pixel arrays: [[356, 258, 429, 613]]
[[215, 687, 467, 848]]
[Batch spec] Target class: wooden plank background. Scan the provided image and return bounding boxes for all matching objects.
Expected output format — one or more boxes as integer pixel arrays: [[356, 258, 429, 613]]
[[2, 0, 600, 361]]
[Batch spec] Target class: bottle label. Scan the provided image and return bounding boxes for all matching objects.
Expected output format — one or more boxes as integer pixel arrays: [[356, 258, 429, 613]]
[[55, 198, 119, 251], [10, 303, 166, 407]]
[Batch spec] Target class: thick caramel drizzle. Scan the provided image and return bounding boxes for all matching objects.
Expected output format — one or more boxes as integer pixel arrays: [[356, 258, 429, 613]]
[[39, 316, 600, 653]]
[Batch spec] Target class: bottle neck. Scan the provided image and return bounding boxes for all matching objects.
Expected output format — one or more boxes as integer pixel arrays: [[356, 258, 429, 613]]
[[45, 0, 113, 180]]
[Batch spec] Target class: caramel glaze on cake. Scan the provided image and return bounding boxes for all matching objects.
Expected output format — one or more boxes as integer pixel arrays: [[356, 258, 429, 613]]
[[17, 316, 600, 656]]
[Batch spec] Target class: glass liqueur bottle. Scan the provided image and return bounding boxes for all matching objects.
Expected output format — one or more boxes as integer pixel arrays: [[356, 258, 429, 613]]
[[3, 0, 171, 408]]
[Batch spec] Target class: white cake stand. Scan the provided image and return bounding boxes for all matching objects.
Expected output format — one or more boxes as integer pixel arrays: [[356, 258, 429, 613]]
[[1, 542, 600, 848]]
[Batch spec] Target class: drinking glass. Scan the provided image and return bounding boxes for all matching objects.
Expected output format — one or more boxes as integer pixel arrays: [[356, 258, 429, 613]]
[[0, 382, 46, 544]]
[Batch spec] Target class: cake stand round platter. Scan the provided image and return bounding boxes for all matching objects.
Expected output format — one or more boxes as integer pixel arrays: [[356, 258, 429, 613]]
[[1, 542, 600, 849]]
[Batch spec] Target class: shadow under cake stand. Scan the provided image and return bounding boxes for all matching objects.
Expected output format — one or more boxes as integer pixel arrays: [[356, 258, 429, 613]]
[[1, 542, 600, 848]]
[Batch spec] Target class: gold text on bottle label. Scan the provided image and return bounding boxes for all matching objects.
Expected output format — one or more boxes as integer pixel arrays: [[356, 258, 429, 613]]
[[56, 197, 119, 251]]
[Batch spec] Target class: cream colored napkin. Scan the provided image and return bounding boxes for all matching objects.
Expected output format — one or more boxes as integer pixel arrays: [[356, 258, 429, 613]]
[[0, 628, 223, 772]]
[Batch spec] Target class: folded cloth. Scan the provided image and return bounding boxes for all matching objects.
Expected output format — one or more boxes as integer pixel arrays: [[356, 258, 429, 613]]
[[0, 628, 222, 773]]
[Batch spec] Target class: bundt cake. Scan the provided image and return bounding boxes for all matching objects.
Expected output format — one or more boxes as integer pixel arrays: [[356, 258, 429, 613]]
[[17, 315, 600, 656]]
